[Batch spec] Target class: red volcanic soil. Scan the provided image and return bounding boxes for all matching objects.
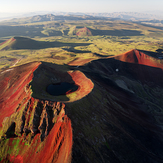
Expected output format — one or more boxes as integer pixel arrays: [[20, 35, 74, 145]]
[[113, 49, 163, 86], [34, 114, 72, 163], [115, 49, 163, 70], [0, 40, 8, 46], [76, 27, 92, 36], [0, 62, 73, 163], [67, 70, 94, 101], [0, 62, 41, 127], [68, 57, 95, 66], [5, 108, 72, 163], [1, 105, 72, 163]]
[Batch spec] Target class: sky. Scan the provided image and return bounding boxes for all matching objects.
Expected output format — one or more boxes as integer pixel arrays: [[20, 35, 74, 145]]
[[0, 0, 163, 14]]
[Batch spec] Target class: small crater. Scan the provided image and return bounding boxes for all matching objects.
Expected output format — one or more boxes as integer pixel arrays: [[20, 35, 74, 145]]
[[46, 82, 79, 96]]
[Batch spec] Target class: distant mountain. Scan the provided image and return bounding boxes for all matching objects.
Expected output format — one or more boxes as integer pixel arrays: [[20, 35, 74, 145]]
[[87, 12, 163, 20], [0, 14, 108, 25], [0, 12, 163, 26], [0, 11, 52, 21], [145, 10, 163, 16]]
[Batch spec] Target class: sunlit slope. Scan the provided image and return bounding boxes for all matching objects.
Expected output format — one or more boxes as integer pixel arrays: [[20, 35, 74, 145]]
[[115, 49, 163, 69], [0, 37, 16, 50], [0, 37, 52, 50]]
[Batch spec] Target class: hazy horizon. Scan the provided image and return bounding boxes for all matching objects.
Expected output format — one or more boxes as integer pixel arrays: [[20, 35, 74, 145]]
[[1, 0, 163, 14]]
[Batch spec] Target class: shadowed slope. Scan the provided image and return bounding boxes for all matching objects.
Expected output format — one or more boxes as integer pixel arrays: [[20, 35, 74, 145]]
[[88, 28, 143, 36], [0, 37, 91, 50], [66, 50, 163, 163]]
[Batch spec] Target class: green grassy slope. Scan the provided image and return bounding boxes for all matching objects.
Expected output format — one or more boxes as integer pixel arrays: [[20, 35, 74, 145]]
[[0, 15, 163, 71]]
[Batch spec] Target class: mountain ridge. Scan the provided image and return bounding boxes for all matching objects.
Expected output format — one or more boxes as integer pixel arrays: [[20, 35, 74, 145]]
[[0, 12, 163, 26]]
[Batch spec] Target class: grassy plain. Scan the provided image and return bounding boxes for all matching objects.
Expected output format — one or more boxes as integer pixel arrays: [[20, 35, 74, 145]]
[[0, 18, 163, 69]]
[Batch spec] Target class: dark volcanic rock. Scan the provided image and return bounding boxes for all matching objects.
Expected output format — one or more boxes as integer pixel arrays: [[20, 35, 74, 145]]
[[66, 50, 163, 163]]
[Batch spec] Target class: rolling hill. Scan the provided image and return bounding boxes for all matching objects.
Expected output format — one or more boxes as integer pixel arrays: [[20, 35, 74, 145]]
[[68, 26, 92, 36], [0, 37, 91, 50]]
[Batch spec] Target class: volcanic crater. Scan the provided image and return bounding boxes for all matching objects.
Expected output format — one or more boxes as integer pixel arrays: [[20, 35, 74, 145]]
[[0, 61, 94, 163], [30, 62, 94, 102]]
